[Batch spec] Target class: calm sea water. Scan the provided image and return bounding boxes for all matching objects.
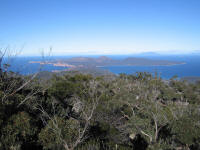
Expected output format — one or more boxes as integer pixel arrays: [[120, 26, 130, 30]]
[[4, 55, 200, 79], [101, 55, 200, 79]]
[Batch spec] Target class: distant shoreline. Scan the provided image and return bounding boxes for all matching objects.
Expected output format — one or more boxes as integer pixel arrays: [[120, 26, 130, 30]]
[[29, 56, 186, 69], [29, 61, 186, 68], [96, 62, 186, 67]]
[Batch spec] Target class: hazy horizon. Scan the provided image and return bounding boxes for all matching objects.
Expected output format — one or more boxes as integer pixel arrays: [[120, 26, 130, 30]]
[[15, 49, 200, 57]]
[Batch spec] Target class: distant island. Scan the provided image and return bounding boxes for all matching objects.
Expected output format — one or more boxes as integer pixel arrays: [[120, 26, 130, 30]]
[[29, 56, 185, 72]]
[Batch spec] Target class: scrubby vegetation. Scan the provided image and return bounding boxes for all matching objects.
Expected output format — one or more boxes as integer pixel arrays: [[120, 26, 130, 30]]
[[0, 64, 200, 150]]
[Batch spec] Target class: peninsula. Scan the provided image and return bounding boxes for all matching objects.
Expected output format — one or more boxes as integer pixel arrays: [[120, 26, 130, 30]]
[[29, 56, 185, 70]]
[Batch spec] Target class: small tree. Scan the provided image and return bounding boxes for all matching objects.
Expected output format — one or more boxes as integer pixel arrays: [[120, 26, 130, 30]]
[[36, 77, 103, 150]]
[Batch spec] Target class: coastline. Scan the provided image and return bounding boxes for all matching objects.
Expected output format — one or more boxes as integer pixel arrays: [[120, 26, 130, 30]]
[[29, 61, 186, 68], [96, 62, 186, 68]]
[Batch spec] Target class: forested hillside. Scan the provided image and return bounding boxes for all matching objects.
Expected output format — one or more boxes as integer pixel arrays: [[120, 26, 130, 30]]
[[0, 66, 200, 150]]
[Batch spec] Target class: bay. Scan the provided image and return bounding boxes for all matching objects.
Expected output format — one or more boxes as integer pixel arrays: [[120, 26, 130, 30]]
[[4, 55, 200, 79]]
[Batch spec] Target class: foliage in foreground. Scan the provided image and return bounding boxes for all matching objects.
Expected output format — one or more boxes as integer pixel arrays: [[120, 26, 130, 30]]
[[0, 69, 200, 150]]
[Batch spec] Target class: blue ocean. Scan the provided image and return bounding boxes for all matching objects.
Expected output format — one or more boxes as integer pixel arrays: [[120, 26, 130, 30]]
[[4, 55, 200, 79], [101, 55, 200, 79]]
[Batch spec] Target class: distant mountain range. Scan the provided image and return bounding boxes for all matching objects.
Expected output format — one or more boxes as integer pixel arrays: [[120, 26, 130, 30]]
[[30, 56, 184, 70], [62, 56, 184, 66], [136, 50, 200, 56]]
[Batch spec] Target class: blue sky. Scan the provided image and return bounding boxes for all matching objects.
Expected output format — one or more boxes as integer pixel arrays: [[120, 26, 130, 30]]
[[0, 0, 200, 56]]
